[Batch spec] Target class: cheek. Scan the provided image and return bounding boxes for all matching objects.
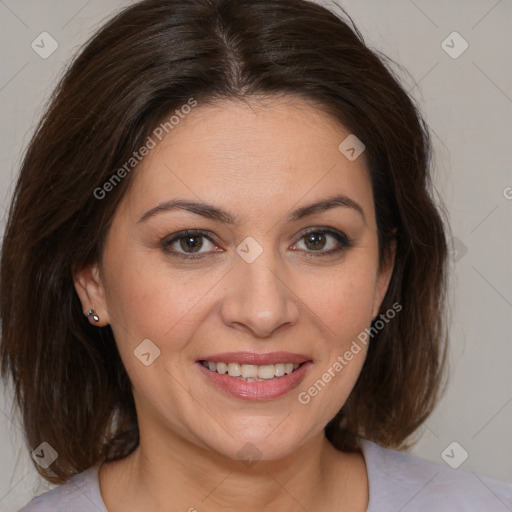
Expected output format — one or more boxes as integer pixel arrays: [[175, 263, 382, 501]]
[[102, 246, 204, 338], [302, 262, 377, 341]]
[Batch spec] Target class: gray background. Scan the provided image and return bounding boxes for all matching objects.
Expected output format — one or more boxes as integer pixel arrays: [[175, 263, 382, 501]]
[[0, 0, 511, 510]]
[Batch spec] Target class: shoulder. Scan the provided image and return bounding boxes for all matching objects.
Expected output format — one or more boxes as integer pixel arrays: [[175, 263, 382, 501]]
[[18, 465, 107, 512], [359, 438, 512, 512]]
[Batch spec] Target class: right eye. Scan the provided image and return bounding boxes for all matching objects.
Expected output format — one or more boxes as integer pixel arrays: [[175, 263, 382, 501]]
[[161, 229, 222, 260]]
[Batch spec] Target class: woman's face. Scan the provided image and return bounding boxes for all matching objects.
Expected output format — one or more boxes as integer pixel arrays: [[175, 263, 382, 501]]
[[75, 96, 394, 462]]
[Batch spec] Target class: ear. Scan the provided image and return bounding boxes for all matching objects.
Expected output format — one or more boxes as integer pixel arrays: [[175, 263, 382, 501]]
[[73, 262, 110, 326], [371, 236, 396, 319]]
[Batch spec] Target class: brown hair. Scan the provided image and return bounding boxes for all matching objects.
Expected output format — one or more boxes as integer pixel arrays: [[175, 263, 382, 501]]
[[1, 0, 449, 484]]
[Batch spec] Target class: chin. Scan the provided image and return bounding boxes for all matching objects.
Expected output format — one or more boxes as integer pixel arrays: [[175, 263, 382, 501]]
[[197, 420, 313, 464]]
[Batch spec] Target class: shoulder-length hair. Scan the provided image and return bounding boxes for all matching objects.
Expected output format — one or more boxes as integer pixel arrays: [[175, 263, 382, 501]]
[[1, 0, 449, 484]]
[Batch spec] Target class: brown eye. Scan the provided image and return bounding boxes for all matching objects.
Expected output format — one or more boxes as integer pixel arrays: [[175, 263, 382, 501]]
[[304, 232, 327, 251], [162, 230, 219, 259], [292, 228, 351, 257], [179, 234, 204, 253]]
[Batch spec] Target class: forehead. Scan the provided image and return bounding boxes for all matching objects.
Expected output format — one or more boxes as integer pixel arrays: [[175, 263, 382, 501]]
[[120, 96, 374, 225]]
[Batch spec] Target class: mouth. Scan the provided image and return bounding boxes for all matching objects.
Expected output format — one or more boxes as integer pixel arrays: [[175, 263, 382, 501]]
[[196, 352, 312, 401], [199, 360, 304, 381]]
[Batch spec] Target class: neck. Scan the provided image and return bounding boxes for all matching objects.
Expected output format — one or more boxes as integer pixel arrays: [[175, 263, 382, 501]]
[[100, 423, 367, 512]]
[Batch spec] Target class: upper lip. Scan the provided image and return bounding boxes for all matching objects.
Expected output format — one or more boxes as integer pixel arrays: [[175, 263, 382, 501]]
[[197, 351, 312, 365]]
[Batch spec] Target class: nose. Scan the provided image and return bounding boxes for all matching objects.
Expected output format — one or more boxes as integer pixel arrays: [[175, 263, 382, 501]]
[[219, 251, 300, 338]]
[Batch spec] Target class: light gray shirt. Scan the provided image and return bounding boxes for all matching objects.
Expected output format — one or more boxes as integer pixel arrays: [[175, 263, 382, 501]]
[[19, 438, 512, 511]]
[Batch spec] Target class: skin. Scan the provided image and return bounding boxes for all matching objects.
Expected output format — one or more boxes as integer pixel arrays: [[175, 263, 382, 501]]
[[74, 96, 395, 512]]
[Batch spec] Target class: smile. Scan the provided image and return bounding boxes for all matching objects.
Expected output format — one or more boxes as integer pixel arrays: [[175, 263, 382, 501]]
[[199, 361, 301, 381], [196, 352, 312, 401]]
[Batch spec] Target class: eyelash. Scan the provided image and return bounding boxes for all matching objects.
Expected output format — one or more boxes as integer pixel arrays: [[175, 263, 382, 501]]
[[161, 227, 352, 261]]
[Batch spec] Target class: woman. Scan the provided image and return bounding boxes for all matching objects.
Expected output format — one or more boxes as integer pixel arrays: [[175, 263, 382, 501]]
[[1, 0, 510, 510]]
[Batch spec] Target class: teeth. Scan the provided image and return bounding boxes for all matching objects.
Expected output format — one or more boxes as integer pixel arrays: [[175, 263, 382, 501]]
[[258, 365, 275, 379], [274, 363, 285, 377], [241, 364, 259, 378], [216, 362, 228, 374], [227, 363, 241, 377], [201, 360, 303, 380]]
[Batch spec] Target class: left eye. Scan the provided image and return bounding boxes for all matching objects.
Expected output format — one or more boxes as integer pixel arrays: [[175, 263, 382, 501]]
[[292, 229, 347, 253], [292, 229, 350, 256]]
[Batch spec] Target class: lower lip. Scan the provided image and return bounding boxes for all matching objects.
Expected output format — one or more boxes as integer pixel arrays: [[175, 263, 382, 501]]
[[197, 361, 312, 401]]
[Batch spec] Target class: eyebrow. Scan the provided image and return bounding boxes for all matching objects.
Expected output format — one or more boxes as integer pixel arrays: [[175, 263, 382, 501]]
[[138, 194, 366, 225]]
